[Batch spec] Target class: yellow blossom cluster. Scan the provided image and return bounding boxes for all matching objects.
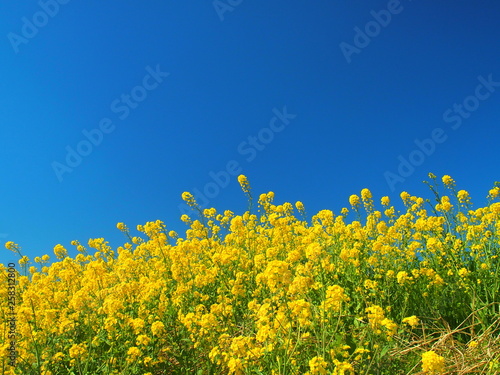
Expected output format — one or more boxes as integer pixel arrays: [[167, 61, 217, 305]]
[[1, 174, 499, 374], [421, 350, 445, 373]]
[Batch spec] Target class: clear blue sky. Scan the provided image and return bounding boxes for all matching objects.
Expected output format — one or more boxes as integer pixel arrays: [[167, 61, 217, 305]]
[[1, 1, 499, 267]]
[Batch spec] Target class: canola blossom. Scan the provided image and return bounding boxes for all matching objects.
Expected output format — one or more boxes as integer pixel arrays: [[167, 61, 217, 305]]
[[1, 174, 500, 374]]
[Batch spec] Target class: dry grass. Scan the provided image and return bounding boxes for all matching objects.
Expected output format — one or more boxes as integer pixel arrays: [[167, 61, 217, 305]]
[[387, 305, 500, 374]]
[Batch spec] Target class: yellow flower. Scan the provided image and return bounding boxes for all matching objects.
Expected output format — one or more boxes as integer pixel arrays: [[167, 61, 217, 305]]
[[366, 305, 385, 329], [361, 188, 372, 200], [126, 347, 142, 362], [181, 191, 192, 201], [237, 174, 251, 195], [467, 340, 478, 349], [381, 196, 390, 206], [227, 357, 243, 373], [400, 191, 411, 202], [421, 350, 445, 373], [402, 315, 420, 328], [116, 222, 126, 231], [5, 241, 19, 252], [364, 279, 378, 290], [442, 175, 455, 186], [53, 244, 68, 259], [381, 317, 398, 337], [376, 222, 387, 234], [488, 187, 499, 199], [308, 356, 328, 374], [151, 321, 165, 337], [69, 343, 87, 359], [332, 359, 355, 375], [305, 242, 322, 261], [52, 352, 65, 362], [458, 267, 469, 278], [349, 195, 360, 207], [457, 190, 470, 203], [287, 299, 312, 326], [295, 201, 305, 212], [181, 192, 198, 208], [436, 196, 453, 212], [130, 318, 145, 334], [397, 271, 412, 284], [136, 334, 151, 347], [431, 274, 445, 286]]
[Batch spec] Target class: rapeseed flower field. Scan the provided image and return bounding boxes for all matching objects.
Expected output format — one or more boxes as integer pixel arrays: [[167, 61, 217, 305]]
[[2, 173, 500, 374]]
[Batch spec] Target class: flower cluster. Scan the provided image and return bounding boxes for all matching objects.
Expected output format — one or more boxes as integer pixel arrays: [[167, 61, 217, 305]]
[[1, 174, 499, 374], [421, 350, 445, 374]]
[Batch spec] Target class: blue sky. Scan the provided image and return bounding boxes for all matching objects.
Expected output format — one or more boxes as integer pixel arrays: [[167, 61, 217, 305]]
[[1, 1, 499, 267]]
